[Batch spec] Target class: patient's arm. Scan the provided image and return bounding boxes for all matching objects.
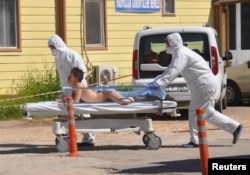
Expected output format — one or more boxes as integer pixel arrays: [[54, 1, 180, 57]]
[[72, 82, 87, 103]]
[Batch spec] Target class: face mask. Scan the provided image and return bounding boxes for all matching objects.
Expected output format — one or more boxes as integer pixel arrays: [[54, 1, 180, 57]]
[[51, 49, 60, 56]]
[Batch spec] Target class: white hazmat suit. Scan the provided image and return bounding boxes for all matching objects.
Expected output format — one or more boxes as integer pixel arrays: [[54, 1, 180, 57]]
[[153, 33, 242, 146], [48, 34, 96, 145], [48, 34, 87, 87]]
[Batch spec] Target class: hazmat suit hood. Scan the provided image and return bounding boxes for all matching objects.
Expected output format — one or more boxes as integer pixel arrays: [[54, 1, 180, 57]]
[[48, 34, 68, 56], [165, 33, 183, 54]]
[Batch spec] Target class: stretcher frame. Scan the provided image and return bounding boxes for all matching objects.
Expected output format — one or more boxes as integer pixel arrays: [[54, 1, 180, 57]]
[[24, 98, 178, 152]]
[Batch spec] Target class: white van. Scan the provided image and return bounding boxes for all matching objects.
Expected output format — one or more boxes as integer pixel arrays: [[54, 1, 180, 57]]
[[132, 26, 232, 112]]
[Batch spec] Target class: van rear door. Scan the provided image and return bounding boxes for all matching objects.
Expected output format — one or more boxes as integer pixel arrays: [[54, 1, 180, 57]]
[[133, 32, 211, 103]]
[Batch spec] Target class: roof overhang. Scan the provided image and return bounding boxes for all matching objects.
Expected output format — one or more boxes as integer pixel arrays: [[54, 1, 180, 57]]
[[213, 0, 250, 5]]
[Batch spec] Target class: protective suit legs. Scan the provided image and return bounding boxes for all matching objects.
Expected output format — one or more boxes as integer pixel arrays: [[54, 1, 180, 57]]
[[188, 82, 239, 144], [81, 114, 96, 145]]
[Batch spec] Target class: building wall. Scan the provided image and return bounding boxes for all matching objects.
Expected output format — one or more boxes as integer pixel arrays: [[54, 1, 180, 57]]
[[214, 2, 250, 66], [68, 0, 214, 86], [0, 0, 57, 94], [0, 0, 214, 94]]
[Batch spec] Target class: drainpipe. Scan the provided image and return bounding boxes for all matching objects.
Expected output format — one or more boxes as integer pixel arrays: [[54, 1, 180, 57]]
[[58, 0, 67, 43]]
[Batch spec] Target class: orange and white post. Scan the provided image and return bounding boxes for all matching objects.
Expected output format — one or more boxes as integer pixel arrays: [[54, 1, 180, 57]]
[[66, 96, 81, 157], [196, 108, 209, 175]]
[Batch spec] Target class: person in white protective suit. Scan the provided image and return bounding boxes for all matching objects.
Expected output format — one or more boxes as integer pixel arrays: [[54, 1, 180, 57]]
[[148, 33, 243, 148], [48, 34, 96, 146]]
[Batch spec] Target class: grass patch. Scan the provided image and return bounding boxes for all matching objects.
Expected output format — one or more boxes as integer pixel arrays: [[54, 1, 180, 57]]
[[0, 64, 60, 120], [0, 105, 24, 120]]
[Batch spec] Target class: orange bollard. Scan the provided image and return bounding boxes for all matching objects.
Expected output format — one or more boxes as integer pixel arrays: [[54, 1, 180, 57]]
[[65, 96, 81, 157], [196, 108, 209, 175]]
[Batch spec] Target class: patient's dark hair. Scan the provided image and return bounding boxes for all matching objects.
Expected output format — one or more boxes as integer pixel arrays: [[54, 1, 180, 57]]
[[70, 67, 83, 82]]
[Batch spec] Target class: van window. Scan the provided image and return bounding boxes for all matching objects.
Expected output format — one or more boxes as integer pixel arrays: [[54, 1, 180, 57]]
[[139, 33, 210, 78]]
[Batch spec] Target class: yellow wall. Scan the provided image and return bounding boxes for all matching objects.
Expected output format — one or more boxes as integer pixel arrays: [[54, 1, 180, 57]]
[[0, 0, 214, 94], [0, 0, 56, 94], [76, 0, 214, 85]]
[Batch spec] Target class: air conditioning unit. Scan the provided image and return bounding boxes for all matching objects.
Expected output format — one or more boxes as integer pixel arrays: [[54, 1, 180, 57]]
[[95, 65, 118, 86]]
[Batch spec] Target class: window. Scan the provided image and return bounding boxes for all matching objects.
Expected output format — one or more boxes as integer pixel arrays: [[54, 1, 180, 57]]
[[163, 0, 175, 15], [139, 33, 210, 78], [0, 0, 20, 50], [85, 0, 106, 48], [229, 3, 250, 50], [241, 3, 250, 50]]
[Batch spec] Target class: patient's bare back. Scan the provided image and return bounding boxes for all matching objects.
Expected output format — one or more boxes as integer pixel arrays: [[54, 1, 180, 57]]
[[74, 83, 132, 104], [81, 88, 104, 102]]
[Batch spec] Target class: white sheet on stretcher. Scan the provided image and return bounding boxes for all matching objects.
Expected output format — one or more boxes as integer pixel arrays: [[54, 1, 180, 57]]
[[24, 100, 177, 117]]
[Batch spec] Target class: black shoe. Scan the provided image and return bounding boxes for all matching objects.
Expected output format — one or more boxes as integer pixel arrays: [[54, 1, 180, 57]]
[[233, 124, 243, 144], [182, 142, 198, 148]]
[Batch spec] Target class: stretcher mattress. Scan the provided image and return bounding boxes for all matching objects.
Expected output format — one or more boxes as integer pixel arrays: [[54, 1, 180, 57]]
[[24, 100, 177, 117]]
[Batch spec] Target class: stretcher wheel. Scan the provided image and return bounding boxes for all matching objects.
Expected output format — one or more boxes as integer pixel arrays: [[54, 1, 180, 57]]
[[55, 137, 69, 153], [142, 134, 150, 145], [144, 134, 162, 150]]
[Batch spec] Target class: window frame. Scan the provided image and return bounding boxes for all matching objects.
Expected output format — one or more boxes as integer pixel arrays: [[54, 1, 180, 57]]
[[162, 0, 176, 16], [0, 0, 21, 52], [84, 0, 107, 50]]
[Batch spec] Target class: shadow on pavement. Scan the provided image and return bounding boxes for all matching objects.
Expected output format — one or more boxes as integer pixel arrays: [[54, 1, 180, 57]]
[[116, 154, 250, 174], [0, 138, 237, 154], [0, 143, 191, 154], [0, 143, 56, 154], [0, 143, 173, 154], [117, 158, 200, 174]]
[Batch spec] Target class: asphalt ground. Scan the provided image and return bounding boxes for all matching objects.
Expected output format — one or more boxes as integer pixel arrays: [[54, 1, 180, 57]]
[[0, 106, 249, 175]]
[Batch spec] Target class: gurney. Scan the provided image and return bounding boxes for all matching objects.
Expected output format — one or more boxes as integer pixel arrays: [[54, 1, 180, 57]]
[[24, 87, 178, 152]]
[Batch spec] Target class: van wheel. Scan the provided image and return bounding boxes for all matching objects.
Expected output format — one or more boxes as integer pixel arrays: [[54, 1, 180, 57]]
[[215, 97, 222, 113], [226, 81, 241, 106]]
